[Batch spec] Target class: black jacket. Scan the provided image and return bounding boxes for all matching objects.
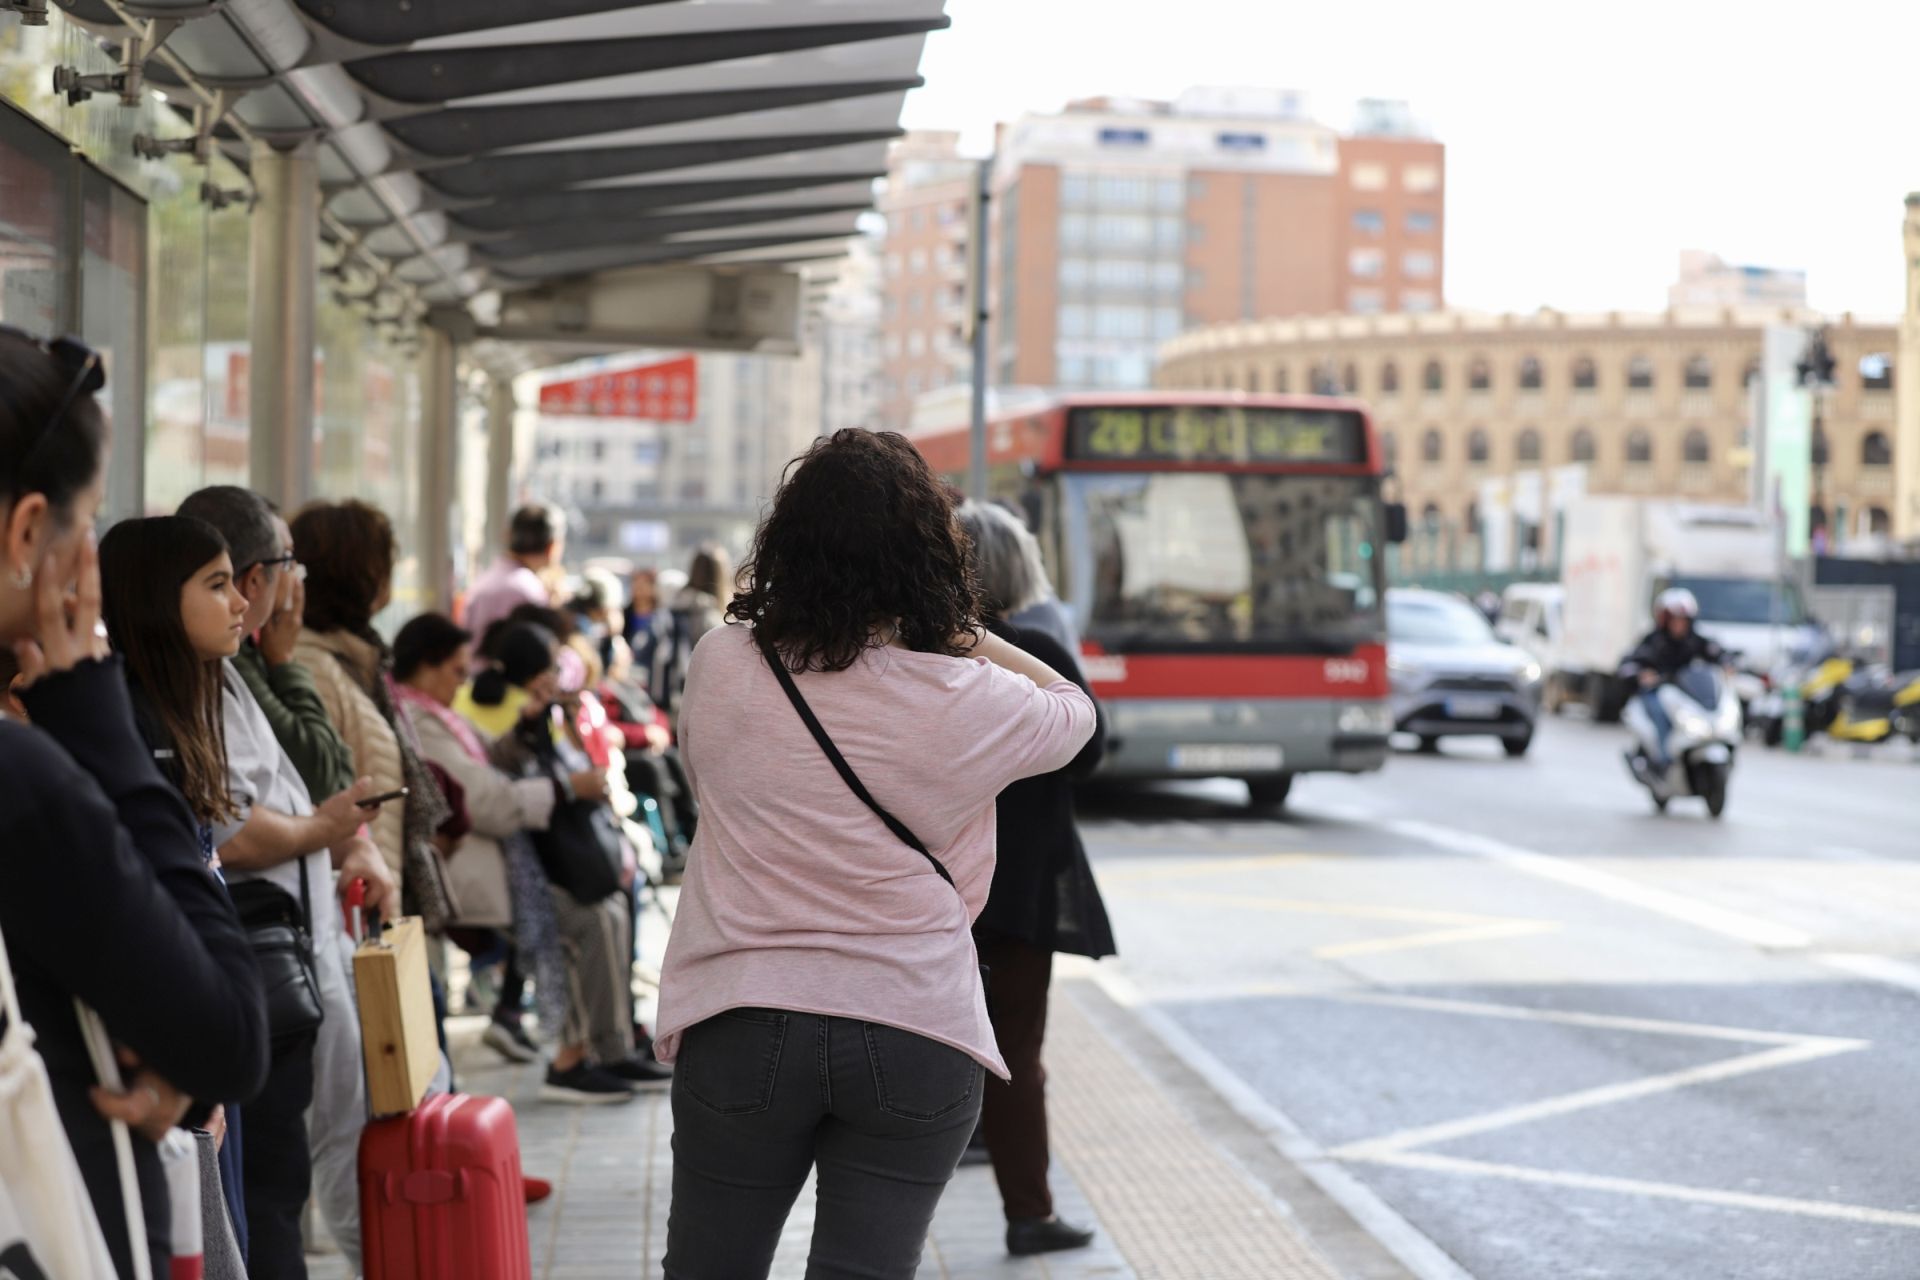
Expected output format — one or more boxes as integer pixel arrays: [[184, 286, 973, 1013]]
[[973, 619, 1116, 959], [0, 659, 269, 1279], [1625, 627, 1726, 680]]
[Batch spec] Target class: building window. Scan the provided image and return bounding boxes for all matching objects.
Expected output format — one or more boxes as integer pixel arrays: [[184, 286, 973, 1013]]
[[1342, 363, 1358, 393], [907, 331, 926, 355], [1683, 430, 1711, 464], [1572, 356, 1598, 390], [1684, 356, 1713, 390], [1246, 368, 1261, 393], [1093, 175, 1151, 206], [1422, 429, 1443, 463], [1571, 428, 1596, 463], [1353, 209, 1385, 234], [1153, 307, 1182, 340], [1743, 357, 1762, 388], [1863, 431, 1893, 466], [1401, 291, 1437, 313], [1380, 361, 1400, 393], [1403, 250, 1436, 279], [1216, 131, 1266, 152], [1421, 501, 1442, 527], [1423, 360, 1444, 392], [1348, 289, 1385, 314], [909, 249, 926, 274], [1350, 163, 1388, 191], [1517, 428, 1542, 463], [1468, 358, 1491, 392], [1467, 429, 1489, 464], [1627, 430, 1653, 464], [1407, 210, 1437, 233], [1868, 506, 1893, 534], [1349, 247, 1385, 279], [1518, 356, 1543, 391], [1062, 174, 1089, 206], [1058, 305, 1089, 337], [1059, 214, 1089, 248], [1060, 258, 1089, 288], [589, 478, 604, 501], [1403, 164, 1441, 193], [1274, 366, 1290, 393], [1862, 353, 1895, 391], [1098, 127, 1151, 147], [1627, 354, 1655, 390]]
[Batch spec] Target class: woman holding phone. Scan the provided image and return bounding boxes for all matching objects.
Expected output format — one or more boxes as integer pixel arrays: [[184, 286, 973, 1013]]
[[0, 327, 269, 1278]]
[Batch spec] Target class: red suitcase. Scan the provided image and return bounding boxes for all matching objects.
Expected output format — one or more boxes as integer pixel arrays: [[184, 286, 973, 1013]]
[[359, 1093, 532, 1280]]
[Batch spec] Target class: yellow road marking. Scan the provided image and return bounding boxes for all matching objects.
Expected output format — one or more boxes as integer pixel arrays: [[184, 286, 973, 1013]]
[[1098, 853, 1330, 883], [1313, 920, 1561, 959]]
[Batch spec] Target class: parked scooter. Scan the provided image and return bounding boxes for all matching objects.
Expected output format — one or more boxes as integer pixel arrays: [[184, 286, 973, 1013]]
[[1829, 667, 1920, 745], [1621, 660, 1742, 817], [1750, 637, 1850, 747]]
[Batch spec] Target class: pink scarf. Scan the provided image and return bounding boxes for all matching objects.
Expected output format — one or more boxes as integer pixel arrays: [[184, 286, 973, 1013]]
[[396, 683, 489, 766]]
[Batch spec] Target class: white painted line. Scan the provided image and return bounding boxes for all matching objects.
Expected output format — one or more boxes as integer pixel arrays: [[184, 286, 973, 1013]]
[[1386, 819, 1815, 950], [1816, 952, 1920, 997], [1310, 988, 1835, 1047], [1086, 966, 1479, 1280], [1352, 1151, 1920, 1231], [1331, 1039, 1864, 1161]]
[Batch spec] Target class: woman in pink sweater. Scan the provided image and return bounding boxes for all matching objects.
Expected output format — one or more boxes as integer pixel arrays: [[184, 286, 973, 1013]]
[[655, 430, 1095, 1279]]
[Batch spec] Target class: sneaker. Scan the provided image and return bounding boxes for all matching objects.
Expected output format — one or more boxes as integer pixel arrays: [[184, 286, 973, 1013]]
[[540, 1063, 635, 1105], [600, 1055, 674, 1086], [483, 1019, 542, 1065]]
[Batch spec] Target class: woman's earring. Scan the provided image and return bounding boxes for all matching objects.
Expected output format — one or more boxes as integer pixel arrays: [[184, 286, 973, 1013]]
[[7, 565, 29, 590]]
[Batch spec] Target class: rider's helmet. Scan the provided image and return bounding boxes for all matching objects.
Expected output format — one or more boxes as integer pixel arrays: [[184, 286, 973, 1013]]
[[1654, 587, 1699, 629]]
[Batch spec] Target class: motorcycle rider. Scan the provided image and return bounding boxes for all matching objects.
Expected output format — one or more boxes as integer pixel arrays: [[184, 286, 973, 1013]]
[[1623, 588, 1725, 768]]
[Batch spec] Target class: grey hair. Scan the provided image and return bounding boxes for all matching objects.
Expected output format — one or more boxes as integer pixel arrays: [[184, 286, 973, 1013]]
[[177, 485, 279, 572], [956, 500, 1049, 616]]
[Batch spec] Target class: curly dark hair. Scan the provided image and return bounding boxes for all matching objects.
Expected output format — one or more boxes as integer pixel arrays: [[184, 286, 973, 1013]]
[[729, 429, 979, 672]]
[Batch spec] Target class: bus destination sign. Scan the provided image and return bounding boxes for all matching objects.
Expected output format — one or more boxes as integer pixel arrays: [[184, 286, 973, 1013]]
[[1064, 405, 1369, 466]]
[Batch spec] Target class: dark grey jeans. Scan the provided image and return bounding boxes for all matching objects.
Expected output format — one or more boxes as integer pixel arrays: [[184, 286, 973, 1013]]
[[663, 1008, 984, 1280]]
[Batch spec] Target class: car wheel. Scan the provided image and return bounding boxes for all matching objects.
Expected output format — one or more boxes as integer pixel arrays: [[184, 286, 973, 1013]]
[[1503, 733, 1533, 758], [1417, 735, 1441, 754], [1246, 775, 1293, 809]]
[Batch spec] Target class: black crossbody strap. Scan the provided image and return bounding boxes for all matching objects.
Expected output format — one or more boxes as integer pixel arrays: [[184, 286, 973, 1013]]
[[755, 631, 955, 887]]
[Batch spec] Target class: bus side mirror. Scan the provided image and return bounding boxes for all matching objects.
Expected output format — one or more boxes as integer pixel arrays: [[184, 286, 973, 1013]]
[[1385, 502, 1410, 545]]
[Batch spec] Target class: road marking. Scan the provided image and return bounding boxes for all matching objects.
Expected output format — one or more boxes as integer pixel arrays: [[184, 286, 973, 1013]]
[[1108, 886, 1562, 961], [1292, 988, 1834, 1047], [1084, 965, 1479, 1280], [1386, 819, 1815, 950], [1350, 1151, 1920, 1230], [1388, 818, 1920, 1002], [1331, 1039, 1863, 1161]]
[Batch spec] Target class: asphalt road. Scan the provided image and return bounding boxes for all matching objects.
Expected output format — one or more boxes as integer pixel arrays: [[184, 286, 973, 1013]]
[[1076, 720, 1920, 1280]]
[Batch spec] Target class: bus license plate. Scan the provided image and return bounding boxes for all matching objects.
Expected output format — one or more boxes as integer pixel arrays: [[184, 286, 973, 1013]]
[[1169, 745, 1284, 772], [1446, 696, 1503, 720]]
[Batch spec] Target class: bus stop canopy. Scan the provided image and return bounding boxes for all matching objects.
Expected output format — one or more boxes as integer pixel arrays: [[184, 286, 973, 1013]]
[[54, 0, 945, 350]]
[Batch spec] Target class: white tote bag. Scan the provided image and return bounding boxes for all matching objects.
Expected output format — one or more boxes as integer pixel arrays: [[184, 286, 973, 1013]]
[[0, 919, 122, 1280]]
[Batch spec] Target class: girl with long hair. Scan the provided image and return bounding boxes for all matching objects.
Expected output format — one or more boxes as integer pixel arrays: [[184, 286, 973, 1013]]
[[98, 516, 249, 849]]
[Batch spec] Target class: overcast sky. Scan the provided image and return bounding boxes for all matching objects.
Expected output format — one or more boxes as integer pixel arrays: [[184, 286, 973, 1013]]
[[899, 0, 1917, 319]]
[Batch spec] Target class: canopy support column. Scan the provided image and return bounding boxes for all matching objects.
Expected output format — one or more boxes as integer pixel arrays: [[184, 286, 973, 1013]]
[[247, 139, 319, 510], [484, 376, 518, 560]]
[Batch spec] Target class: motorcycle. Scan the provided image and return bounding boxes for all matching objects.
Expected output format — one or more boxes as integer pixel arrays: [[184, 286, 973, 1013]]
[[1829, 667, 1920, 745], [1749, 639, 1851, 747], [1621, 660, 1742, 818]]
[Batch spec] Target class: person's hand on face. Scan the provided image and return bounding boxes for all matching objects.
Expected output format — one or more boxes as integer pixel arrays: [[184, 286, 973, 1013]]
[[13, 528, 107, 688], [522, 670, 561, 717], [258, 564, 304, 667]]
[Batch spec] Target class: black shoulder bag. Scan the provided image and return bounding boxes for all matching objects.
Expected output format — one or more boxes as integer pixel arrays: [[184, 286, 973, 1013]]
[[226, 858, 325, 1048], [755, 633, 989, 993]]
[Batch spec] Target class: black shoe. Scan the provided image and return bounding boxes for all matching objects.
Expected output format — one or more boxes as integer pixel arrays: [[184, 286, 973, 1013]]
[[1007, 1217, 1095, 1257], [483, 1019, 542, 1065], [601, 1055, 675, 1085], [539, 1063, 636, 1105]]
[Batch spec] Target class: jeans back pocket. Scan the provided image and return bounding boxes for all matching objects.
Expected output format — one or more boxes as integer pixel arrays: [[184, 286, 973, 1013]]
[[862, 1023, 982, 1122], [678, 1009, 789, 1115]]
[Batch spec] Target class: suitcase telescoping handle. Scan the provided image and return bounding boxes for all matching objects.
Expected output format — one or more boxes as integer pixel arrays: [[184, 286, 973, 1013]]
[[344, 877, 384, 944], [380, 1169, 471, 1205]]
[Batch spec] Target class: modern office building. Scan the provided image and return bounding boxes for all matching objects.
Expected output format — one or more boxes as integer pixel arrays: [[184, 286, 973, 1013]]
[[990, 87, 1445, 392]]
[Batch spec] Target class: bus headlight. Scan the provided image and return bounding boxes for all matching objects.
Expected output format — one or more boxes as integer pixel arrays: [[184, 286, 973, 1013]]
[[1338, 703, 1393, 735]]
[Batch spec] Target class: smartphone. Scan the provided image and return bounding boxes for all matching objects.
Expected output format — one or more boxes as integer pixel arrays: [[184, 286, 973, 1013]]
[[356, 787, 408, 809]]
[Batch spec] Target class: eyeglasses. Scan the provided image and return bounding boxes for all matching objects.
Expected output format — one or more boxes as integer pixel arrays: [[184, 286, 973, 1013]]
[[251, 554, 298, 573], [0, 326, 106, 461]]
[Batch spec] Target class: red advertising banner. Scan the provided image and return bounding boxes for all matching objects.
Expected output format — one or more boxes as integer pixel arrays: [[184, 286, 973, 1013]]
[[538, 355, 698, 421]]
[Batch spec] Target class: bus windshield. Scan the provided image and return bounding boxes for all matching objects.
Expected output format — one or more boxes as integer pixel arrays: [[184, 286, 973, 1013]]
[[1064, 472, 1386, 654]]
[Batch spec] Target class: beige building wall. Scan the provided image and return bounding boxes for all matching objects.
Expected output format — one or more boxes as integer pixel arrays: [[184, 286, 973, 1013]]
[[1159, 308, 1900, 547], [1898, 195, 1920, 540]]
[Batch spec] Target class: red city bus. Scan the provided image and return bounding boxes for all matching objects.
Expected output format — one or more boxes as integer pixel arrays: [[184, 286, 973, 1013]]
[[913, 392, 1407, 806]]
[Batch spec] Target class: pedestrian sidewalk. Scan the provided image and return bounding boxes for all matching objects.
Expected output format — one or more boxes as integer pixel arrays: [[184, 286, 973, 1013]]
[[310, 966, 1404, 1279]]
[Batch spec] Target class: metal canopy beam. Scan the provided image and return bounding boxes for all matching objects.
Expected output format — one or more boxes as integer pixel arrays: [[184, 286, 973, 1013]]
[[415, 133, 898, 202], [385, 79, 919, 158], [466, 203, 871, 259], [450, 180, 881, 232], [294, 0, 678, 47], [490, 233, 860, 282], [345, 19, 948, 105]]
